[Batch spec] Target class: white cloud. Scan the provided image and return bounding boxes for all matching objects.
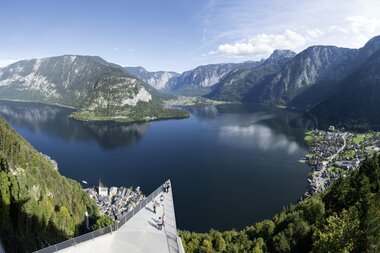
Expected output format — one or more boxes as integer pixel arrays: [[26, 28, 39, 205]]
[[208, 14, 380, 60], [307, 29, 324, 39], [328, 25, 349, 34], [219, 124, 300, 154], [347, 16, 379, 34], [328, 16, 380, 37], [202, 0, 380, 64], [327, 16, 380, 47], [209, 29, 306, 57]]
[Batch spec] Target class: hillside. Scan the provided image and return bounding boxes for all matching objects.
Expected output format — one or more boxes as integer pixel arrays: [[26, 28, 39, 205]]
[[125, 66, 179, 91], [0, 55, 188, 123], [243, 46, 357, 107], [311, 49, 380, 130], [0, 116, 112, 252], [180, 155, 380, 252], [169, 61, 261, 96], [310, 36, 380, 130], [206, 50, 296, 102]]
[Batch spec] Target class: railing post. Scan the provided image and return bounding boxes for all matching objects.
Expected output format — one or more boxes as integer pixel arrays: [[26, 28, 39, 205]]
[[0, 239, 5, 253]]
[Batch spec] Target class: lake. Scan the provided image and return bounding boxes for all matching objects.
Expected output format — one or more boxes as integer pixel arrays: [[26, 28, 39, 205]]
[[0, 100, 314, 232]]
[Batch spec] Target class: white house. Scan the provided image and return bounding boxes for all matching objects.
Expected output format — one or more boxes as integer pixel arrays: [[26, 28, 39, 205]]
[[109, 187, 118, 198]]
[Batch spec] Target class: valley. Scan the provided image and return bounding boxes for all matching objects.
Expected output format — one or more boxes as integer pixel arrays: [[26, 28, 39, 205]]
[[1, 17, 380, 253], [1, 36, 380, 129], [126, 35, 380, 131], [2, 1, 380, 252]]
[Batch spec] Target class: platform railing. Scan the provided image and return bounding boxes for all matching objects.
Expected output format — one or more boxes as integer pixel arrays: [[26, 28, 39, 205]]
[[33, 182, 165, 253], [0, 239, 6, 253]]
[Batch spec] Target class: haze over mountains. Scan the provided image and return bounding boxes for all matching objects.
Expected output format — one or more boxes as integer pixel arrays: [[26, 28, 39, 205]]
[[0, 36, 380, 129]]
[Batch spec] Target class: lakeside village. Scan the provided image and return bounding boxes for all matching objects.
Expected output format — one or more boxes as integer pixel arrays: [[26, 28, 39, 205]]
[[303, 126, 380, 196], [84, 181, 145, 220]]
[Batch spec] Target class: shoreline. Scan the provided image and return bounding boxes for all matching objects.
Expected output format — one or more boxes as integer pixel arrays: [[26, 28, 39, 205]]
[[0, 98, 76, 109], [164, 96, 237, 106], [69, 112, 190, 123], [0, 98, 190, 123]]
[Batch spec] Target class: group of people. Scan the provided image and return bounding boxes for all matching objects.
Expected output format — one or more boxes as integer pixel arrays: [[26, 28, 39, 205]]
[[152, 195, 165, 230], [151, 181, 171, 231], [152, 194, 165, 214]]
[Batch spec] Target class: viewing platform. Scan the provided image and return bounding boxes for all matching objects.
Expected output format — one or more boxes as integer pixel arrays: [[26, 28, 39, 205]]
[[34, 180, 184, 253]]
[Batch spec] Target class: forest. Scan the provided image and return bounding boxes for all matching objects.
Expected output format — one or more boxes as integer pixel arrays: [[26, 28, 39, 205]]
[[0, 116, 112, 252]]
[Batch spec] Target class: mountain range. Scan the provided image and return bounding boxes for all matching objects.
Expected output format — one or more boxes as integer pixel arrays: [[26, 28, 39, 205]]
[[124, 66, 179, 91], [156, 35, 380, 130], [206, 50, 296, 101], [311, 36, 380, 129], [127, 61, 262, 96], [0, 55, 188, 122], [206, 36, 380, 130], [1, 36, 380, 128]]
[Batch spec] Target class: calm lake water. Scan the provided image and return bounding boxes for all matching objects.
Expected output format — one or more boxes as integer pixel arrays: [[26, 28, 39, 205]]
[[0, 100, 314, 232]]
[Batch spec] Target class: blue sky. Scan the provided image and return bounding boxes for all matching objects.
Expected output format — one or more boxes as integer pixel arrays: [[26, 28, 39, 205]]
[[1, 0, 380, 72]]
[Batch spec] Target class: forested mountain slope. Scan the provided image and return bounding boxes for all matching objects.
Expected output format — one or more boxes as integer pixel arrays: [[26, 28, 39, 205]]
[[0, 116, 110, 252]]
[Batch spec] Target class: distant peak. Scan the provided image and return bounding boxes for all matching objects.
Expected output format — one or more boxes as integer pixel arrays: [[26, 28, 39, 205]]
[[361, 35, 380, 51], [135, 66, 147, 71], [268, 50, 296, 60], [365, 35, 380, 44]]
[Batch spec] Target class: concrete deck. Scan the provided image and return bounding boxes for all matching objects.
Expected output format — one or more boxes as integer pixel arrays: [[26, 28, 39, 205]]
[[57, 186, 181, 253]]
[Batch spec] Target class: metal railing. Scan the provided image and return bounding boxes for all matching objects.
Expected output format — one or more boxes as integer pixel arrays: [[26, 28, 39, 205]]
[[162, 182, 182, 253], [0, 239, 5, 253], [33, 182, 165, 253]]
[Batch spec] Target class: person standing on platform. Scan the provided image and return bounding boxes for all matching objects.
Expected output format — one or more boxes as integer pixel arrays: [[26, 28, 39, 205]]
[[160, 194, 164, 206], [153, 201, 157, 214], [157, 217, 162, 230]]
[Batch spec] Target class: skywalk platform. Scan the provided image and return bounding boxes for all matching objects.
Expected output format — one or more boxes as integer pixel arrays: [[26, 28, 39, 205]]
[[35, 181, 184, 253]]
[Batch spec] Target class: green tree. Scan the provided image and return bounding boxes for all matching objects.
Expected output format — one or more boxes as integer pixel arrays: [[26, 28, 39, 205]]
[[313, 209, 360, 253], [91, 215, 115, 230], [0, 171, 10, 232]]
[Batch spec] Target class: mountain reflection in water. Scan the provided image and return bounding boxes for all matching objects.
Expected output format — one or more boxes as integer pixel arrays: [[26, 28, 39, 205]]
[[0, 101, 149, 149]]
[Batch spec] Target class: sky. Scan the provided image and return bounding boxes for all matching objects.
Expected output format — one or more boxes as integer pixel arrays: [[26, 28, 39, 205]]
[[1, 0, 380, 73]]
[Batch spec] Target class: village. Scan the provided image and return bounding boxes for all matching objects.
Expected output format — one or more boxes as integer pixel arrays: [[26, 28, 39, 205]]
[[304, 126, 380, 196], [84, 182, 145, 221]]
